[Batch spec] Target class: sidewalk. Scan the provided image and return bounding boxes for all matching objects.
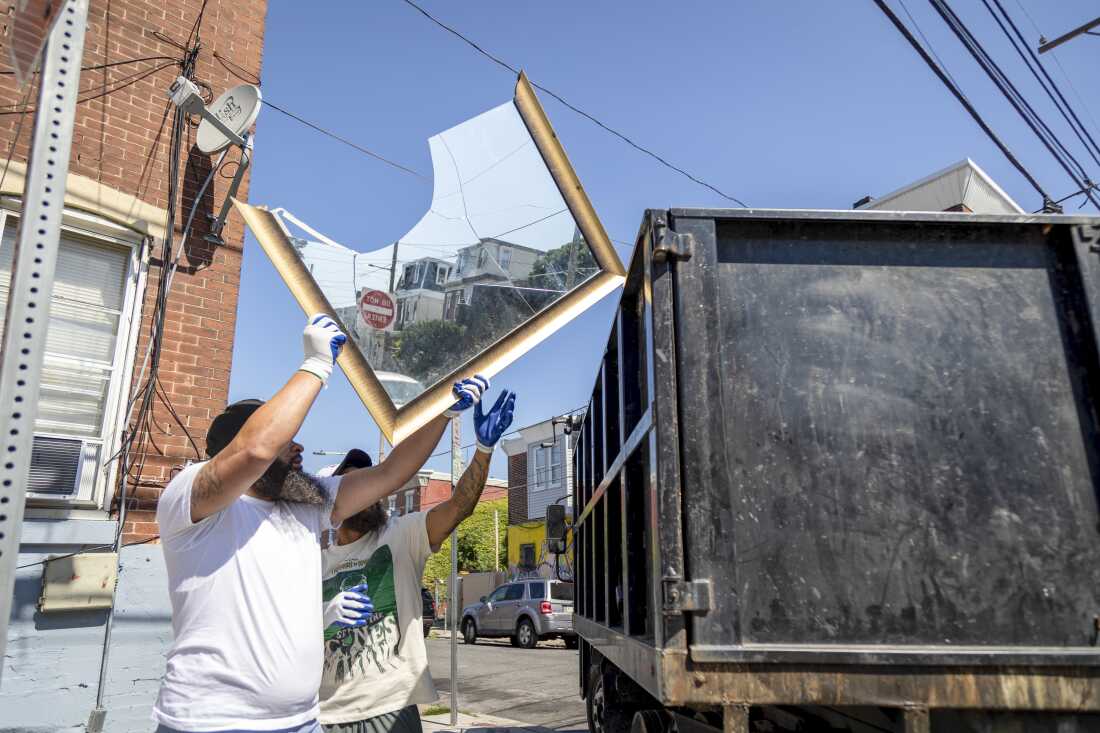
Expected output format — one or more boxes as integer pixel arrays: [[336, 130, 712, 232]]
[[420, 710, 586, 733]]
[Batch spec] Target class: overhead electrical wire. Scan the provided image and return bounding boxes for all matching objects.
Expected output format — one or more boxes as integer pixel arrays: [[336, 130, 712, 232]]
[[872, 0, 1056, 207], [0, 59, 179, 116], [981, 0, 1100, 168], [925, 0, 1100, 209], [397, 0, 750, 208], [263, 101, 428, 180]]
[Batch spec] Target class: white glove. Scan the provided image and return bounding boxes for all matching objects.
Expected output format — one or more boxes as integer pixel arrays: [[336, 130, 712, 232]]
[[444, 375, 489, 418], [299, 314, 347, 385], [323, 583, 373, 629]]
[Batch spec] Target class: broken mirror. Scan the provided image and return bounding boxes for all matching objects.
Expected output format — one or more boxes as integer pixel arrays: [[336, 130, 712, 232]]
[[238, 75, 625, 442], [292, 103, 599, 399]]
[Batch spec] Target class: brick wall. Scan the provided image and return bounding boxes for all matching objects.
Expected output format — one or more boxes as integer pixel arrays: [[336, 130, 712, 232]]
[[508, 452, 527, 524], [0, 0, 268, 542]]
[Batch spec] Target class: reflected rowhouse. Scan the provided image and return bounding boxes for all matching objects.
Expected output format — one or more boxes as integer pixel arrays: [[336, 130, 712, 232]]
[[234, 73, 625, 443]]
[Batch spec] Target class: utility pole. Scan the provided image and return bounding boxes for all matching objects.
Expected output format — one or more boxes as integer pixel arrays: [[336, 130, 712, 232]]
[[448, 417, 462, 726], [0, 0, 89, 685], [1039, 16, 1100, 54]]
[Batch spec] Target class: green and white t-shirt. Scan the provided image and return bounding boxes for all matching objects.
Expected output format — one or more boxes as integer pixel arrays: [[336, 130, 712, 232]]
[[319, 511, 437, 725]]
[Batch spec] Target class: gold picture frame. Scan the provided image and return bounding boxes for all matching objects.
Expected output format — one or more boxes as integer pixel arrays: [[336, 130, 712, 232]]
[[234, 72, 626, 444]]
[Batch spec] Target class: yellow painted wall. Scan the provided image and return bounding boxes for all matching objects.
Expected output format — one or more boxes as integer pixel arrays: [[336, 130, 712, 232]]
[[507, 521, 546, 568]]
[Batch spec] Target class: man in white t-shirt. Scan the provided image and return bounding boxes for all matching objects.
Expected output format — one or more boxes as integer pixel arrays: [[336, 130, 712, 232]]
[[152, 314, 490, 733], [319, 391, 516, 733]]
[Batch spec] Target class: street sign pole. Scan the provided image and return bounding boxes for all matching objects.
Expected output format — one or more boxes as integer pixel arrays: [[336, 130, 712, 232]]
[[449, 416, 462, 726], [0, 0, 88, 685]]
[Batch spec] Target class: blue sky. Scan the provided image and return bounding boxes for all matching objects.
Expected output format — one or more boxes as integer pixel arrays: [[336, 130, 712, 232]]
[[228, 0, 1100, 477]]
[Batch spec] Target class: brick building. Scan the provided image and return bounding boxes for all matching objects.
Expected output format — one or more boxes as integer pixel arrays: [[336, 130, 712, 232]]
[[385, 469, 507, 517], [1, 0, 266, 543], [2, 2, 267, 729]]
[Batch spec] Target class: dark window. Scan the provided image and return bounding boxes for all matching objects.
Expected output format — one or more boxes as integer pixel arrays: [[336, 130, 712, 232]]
[[528, 582, 546, 600], [550, 582, 574, 601], [504, 584, 525, 601], [487, 586, 508, 603], [519, 543, 536, 568]]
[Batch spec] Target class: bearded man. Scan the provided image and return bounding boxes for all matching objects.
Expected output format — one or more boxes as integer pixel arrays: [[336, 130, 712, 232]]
[[152, 314, 489, 733], [318, 391, 516, 733]]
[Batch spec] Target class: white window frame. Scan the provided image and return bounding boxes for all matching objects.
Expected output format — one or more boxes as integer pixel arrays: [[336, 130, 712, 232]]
[[498, 246, 512, 271], [436, 265, 449, 285], [405, 490, 415, 514], [388, 494, 398, 514], [0, 201, 148, 515], [527, 436, 564, 494]]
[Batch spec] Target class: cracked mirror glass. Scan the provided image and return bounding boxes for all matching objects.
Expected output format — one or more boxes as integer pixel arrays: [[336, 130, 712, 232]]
[[289, 101, 598, 403]]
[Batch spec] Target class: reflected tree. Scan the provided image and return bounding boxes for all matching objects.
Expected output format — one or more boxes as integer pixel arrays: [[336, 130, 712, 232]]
[[395, 320, 466, 385]]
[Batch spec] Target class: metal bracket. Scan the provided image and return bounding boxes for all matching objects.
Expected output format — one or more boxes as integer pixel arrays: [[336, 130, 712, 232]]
[[652, 216, 694, 263], [662, 578, 712, 613], [1071, 223, 1100, 253]]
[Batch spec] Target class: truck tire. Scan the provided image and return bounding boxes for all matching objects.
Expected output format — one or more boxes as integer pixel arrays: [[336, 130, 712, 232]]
[[462, 618, 477, 645], [586, 662, 632, 733], [516, 618, 538, 649]]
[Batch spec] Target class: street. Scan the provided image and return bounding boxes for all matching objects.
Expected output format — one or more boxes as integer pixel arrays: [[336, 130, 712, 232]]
[[425, 635, 587, 731]]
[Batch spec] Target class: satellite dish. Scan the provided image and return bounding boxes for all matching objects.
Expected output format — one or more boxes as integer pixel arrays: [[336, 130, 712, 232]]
[[196, 83, 262, 154]]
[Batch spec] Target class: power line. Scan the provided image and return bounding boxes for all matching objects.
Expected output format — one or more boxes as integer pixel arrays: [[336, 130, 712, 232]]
[[927, 0, 1100, 209], [1012, 0, 1100, 156], [983, 0, 1100, 168], [264, 100, 428, 180], [872, 0, 1055, 206], [0, 60, 179, 116], [398, 0, 750, 208], [0, 54, 177, 76]]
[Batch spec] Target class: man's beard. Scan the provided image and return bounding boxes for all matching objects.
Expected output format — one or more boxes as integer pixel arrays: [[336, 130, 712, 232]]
[[253, 459, 326, 505], [342, 501, 388, 536]]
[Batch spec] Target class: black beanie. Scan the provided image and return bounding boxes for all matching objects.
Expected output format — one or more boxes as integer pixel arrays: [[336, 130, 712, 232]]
[[205, 399, 264, 458]]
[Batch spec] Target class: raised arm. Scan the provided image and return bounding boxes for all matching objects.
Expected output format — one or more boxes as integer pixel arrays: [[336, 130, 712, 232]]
[[190, 315, 346, 522], [426, 390, 516, 547], [331, 376, 489, 525]]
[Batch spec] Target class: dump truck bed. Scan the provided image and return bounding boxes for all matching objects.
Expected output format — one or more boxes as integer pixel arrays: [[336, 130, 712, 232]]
[[571, 209, 1100, 727]]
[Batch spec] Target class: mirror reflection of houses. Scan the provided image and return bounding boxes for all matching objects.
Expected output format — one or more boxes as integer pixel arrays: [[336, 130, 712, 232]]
[[395, 257, 451, 330], [442, 238, 541, 321]]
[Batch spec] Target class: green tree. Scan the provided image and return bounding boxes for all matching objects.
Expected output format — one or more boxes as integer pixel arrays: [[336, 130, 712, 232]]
[[394, 319, 465, 384], [422, 497, 508, 590], [528, 237, 597, 291]]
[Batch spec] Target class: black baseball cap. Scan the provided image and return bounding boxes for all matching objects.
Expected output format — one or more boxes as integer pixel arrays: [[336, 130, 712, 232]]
[[205, 399, 264, 458], [333, 448, 373, 476]]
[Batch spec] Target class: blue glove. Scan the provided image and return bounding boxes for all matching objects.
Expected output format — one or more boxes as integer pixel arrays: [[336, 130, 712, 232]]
[[323, 583, 373, 629], [300, 314, 347, 385], [474, 390, 516, 453], [444, 374, 489, 418]]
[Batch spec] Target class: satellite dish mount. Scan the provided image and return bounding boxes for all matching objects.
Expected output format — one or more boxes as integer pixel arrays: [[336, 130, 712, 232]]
[[167, 76, 262, 245]]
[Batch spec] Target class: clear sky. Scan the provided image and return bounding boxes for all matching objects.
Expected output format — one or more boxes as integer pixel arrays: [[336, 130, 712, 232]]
[[228, 0, 1100, 477]]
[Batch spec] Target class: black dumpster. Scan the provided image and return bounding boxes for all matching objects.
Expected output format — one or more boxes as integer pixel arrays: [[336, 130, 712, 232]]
[[571, 209, 1100, 733]]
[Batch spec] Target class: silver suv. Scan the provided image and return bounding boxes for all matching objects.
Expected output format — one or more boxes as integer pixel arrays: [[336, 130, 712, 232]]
[[460, 578, 575, 649]]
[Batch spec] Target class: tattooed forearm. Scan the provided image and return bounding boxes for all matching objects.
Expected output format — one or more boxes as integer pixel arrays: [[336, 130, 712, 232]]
[[447, 452, 491, 530]]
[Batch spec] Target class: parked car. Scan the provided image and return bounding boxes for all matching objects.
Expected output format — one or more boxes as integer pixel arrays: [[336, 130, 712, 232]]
[[421, 587, 436, 637], [460, 578, 575, 649]]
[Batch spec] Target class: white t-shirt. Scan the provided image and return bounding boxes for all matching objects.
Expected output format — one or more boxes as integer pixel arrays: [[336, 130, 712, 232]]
[[319, 512, 437, 725], [153, 460, 339, 732]]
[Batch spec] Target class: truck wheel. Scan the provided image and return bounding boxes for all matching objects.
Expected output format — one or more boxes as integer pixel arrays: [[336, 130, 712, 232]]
[[586, 663, 632, 733], [462, 619, 477, 645], [516, 618, 538, 649]]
